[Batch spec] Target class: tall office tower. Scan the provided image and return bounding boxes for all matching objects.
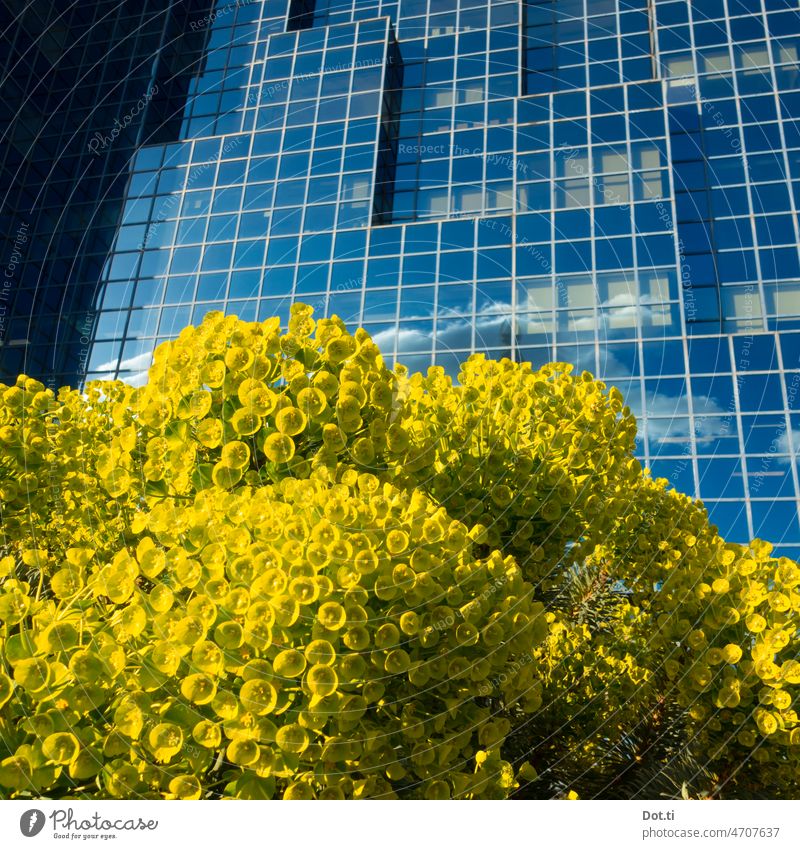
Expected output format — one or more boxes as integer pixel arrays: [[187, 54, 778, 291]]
[[0, 0, 212, 386], [7, 0, 800, 554]]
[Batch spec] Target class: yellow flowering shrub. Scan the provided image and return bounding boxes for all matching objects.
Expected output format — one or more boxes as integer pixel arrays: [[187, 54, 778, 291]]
[[384, 355, 641, 585], [0, 303, 796, 799], [0, 472, 544, 799], [587, 477, 800, 796]]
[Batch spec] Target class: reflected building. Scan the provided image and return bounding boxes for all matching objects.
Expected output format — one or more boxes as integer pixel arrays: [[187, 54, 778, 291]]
[[3, 0, 800, 554]]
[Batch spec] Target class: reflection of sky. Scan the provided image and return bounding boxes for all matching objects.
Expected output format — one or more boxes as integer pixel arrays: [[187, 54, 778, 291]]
[[373, 311, 512, 355], [95, 351, 153, 387]]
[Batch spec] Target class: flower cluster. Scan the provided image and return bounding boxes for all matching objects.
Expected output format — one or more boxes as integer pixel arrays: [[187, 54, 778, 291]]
[[0, 473, 545, 799], [0, 303, 796, 800], [383, 355, 640, 584], [592, 477, 800, 795]]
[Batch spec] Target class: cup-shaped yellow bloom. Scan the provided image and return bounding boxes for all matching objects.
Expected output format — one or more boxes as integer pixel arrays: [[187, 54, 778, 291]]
[[375, 623, 399, 649], [188, 390, 212, 418], [263, 432, 295, 463], [273, 649, 306, 678], [221, 440, 250, 469], [306, 664, 338, 698], [722, 644, 743, 664], [275, 406, 307, 436], [773, 689, 792, 710], [781, 660, 800, 685], [148, 722, 184, 762], [230, 409, 262, 437], [284, 781, 315, 799], [214, 620, 244, 649], [50, 569, 83, 599], [239, 679, 278, 716], [150, 642, 181, 676], [325, 337, 355, 364], [196, 418, 223, 447], [296, 387, 327, 418], [305, 639, 335, 666], [275, 723, 309, 754], [270, 594, 299, 627], [212, 690, 239, 720], [386, 530, 409, 555], [755, 710, 778, 736], [169, 775, 202, 800], [192, 720, 222, 749], [0, 756, 33, 791], [384, 649, 411, 675], [42, 732, 79, 765], [712, 578, 730, 594], [225, 346, 254, 373], [343, 626, 370, 651], [227, 738, 260, 766], [351, 437, 375, 465], [181, 673, 217, 705], [321, 423, 346, 450], [201, 360, 226, 387], [317, 601, 346, 630]]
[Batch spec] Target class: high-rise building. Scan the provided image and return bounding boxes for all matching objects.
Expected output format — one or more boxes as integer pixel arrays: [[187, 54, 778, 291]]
[[0, 0, 212, 385], [4, 0, 800, 555]]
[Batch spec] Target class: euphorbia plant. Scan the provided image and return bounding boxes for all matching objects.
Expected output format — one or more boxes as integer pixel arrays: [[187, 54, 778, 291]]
[[0, 304, 796, 799]]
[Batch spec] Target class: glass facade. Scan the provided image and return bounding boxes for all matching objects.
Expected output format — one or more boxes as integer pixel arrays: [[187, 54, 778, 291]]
[[4, 0, 800, 554], [0, 0, 212, 384]]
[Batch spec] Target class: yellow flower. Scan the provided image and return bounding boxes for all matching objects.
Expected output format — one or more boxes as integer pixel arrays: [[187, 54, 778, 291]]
[[325, 336, 356, 364], [239, 679, 278, 715], [722, 644, 743, 664], [221, 440, 250, 469], [275, 406, 307, 436], [275, 723, 309, 754], [317, 601, 346, 630], [263, 432, 295, 463], [212, 462, 243, 489], [197, 418, 223, 447], [230, 409, 262, 436], [224, 346, 254, 372], [296, 387, 327, 418], [273, 649, 306, 678], [306, 664, 338, 698], [148, 723, 184, 762], [386, 530, 409, 554], [781, 660, 800, 685], [42, 733, 79, 765]]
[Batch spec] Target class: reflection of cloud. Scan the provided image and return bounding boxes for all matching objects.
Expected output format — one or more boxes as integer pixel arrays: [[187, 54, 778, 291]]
[[775, 428, 800, 459], [571, 314, 596, 330], [373, 327, 432, 354], [597, 349, 631, 379], [474, 314, 512, 349], [437, 318, 473, 350], [560, 346, 596, 374], [645, 419, 688, 442], [645, 394, 728, 443], [604, 292, 637, 308], [94, 350, 153, 387], [603, 291, 668, 306], [475, 299, 512, 315], [602, 303, 660, 325], [397, 309, 435, 321], [694, 413, 731, 445], [375, 313, 512, 354], [125, 371, 150, 387]]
